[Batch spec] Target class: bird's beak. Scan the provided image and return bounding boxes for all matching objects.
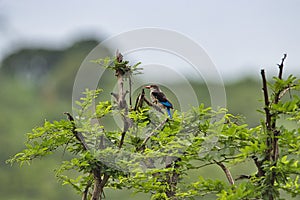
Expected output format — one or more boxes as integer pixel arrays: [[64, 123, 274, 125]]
[[144, 85, 151, 89]]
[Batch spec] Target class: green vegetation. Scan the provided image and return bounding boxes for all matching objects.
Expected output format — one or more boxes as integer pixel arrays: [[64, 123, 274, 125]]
[[3, 50, 300, 200]]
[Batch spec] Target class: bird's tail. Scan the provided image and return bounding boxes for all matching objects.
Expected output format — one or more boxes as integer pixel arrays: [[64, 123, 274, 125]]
[[166, 108, 172, 119]]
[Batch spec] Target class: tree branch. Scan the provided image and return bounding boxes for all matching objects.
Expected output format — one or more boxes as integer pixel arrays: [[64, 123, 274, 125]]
[[143, 96, 164, 114], [129, 76, 132, 109], [261, 69, 271, 130], [64, 112, 109, 200], [165, 159, 180, 200], [277, 53, 287, 80], [252, 155, 264, 177], [98, 173, 109, 199], [112, 51, 133, 149], [278, 85, 293, 100], [133, 88, 165, 114], [214, 160, 234, 185], [82, 180, 92, 200], [91, 169, 102, 200], [260, 54, 288, 200], [64, 112, 89, 150], [134, 89, 146, 111], [235, 175, 251, 181], [274, 54, 287, 105], [137, 118, 169, 151]]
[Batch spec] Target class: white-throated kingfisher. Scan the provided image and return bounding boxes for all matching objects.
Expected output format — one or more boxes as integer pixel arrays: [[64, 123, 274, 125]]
[[144, 84, 173, 118]]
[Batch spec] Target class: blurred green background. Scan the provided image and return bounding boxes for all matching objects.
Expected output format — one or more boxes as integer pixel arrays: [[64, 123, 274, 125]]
[[0, 38, 264, 200]]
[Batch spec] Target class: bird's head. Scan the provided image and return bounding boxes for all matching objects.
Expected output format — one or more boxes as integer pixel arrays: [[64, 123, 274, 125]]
[[144, 84, 160, 91]]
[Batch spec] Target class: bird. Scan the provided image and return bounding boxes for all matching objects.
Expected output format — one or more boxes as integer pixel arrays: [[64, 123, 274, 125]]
[[144, 84, 173, 118]]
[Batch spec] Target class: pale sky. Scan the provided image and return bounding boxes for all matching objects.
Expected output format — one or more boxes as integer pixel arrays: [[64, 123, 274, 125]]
[[1, 0, 300, 80]]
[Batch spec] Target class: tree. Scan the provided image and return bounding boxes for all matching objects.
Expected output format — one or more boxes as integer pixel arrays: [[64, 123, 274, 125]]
[[7, 53, 300, 199]]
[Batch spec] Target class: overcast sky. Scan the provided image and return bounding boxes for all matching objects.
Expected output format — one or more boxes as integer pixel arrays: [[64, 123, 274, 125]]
[[1, 0, 300, 80]]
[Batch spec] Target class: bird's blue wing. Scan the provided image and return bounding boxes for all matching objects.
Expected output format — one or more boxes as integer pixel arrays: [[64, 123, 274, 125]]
[[160, 101, 172, 108], [151, 91, 173, 109]]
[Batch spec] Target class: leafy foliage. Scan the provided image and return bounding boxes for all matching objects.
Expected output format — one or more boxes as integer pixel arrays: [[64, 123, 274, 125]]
[[7, 55, 300, 200]]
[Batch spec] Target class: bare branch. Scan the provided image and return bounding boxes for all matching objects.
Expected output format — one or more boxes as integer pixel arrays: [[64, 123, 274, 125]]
[[116, 49, 123, 62], [113, 50, 133, 149], [111, 92, 118, 100], [134, 89, 145, 111], [260, 55, 288, 199], [277, 53, 287, 80], [133, 88, 164, 114], [99, 173, 110, 190], [261, 69, 271, 130], [91, 169, 102, 200], [235, 175, 251, 181], [278, 86, 293, 100], [129, 76, 132, 109], [274, 54, 288, 105], [214, 160, 234, 185], [252, 155, 264, 177], [122, 90, 129, 100], [64, 112, 89, 151], [82, 180, 92, 200], [143, 96, 164, 114]]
